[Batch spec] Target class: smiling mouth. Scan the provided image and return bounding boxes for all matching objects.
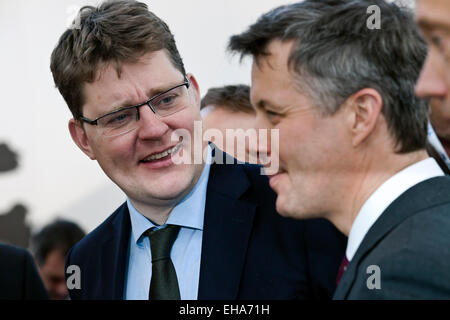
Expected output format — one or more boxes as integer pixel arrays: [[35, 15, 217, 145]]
[[141, 142, 183, 163]]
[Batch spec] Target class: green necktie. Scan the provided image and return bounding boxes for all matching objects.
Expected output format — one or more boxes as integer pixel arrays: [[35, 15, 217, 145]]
[[147, 224, 181, 300]]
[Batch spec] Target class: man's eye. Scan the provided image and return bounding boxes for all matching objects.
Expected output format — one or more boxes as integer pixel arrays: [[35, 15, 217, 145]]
[[430, 35, 442, 48], [155, 94, 178, 108], [266, 110, 279, 118], [428, 32, 450, 63], [111, 113, 129, 123], [161, 96, 175, 104], [105, 112, 132, 126]]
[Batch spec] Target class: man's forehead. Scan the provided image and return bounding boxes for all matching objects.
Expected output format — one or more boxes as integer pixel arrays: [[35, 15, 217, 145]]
[[251, 41, 295, 83], [257, 40, 295, 68], [416, 0, 450, 31]]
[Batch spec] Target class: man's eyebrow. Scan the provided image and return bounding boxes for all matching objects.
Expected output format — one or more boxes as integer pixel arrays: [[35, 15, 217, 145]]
[[146, 80, 183, 99], [417, 19, 450, 33], [105, 101, 136, 115], [254, 98, 279, 110]]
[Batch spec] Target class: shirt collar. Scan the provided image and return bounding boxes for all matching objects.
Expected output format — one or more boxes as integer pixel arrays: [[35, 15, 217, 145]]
[[128, 144, 212, 245], [346, 158, 444, 261]]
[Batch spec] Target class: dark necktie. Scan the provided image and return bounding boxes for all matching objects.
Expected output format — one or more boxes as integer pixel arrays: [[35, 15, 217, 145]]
[[336, 256, 350, 286], [147, 224, 181, 300]]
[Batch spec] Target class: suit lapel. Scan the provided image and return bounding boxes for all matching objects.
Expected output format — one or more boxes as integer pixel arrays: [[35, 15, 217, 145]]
[[98, 203, 131, 299], [198, 159, 257, 299], [334, 177, 450, 299]]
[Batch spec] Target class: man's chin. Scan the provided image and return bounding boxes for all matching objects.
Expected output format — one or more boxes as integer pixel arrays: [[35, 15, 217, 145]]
[[153, 171, 199, 198], [275, 196, 293, 218], [275, 196, 315, 220], [141, 184, 191, 202]]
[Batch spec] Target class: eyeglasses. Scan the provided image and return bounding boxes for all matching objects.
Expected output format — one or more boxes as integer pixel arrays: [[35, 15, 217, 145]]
[[80, 77, 190, 137]]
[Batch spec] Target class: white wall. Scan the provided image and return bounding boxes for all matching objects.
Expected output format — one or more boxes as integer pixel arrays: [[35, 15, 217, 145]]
[[0, 0, 293, 233]]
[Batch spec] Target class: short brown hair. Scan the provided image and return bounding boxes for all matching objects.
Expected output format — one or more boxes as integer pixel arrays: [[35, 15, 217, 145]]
[[200, 85, 254, 114], [50, 0, 185, 120]]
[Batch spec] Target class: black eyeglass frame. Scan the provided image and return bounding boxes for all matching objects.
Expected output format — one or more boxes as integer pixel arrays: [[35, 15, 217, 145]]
[[79, 76, 190, 126]]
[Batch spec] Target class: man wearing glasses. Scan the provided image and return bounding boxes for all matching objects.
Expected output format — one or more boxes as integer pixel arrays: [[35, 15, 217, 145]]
[[50, 0, 346, 300]]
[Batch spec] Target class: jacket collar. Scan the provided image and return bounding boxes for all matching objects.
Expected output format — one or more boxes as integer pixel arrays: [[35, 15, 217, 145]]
[[198, 146, 257, 299], [334, 176, 450, 299], [97, 203, 131, 299]]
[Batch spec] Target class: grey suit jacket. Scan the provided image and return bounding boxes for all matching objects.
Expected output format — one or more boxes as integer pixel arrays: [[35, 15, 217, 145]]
[[334, 176, 450, 299]]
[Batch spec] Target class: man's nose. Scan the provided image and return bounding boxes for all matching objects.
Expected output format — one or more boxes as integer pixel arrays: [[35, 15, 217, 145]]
[[415, 49, 448, 99], [137, 104, 170, 140]]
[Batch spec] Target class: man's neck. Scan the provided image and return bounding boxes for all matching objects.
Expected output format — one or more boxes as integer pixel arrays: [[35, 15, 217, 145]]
[[129, 198, 178, 226], [329, 150, 429, 236]]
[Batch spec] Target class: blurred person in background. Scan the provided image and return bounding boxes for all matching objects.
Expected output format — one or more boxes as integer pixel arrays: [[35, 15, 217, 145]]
[[201, 85, 257, 163], [0, 143, 48, 300], [31, 219, 85, 300], [0, 143, 19, 172]]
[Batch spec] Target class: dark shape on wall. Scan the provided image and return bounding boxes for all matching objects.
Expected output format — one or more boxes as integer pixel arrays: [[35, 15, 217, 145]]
[[0, 204, 31, 248], [0, 143, 19, 173]]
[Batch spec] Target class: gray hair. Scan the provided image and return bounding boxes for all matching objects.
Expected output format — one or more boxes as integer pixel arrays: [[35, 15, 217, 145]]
[[228, 0, 429, 153]]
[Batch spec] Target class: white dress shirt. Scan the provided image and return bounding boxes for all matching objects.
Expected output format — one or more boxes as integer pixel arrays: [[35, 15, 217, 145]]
[[346, 158, 445, 261]]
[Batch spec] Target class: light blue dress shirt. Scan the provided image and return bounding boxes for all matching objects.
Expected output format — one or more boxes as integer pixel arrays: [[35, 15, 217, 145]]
[[124, 146, 211, 300]]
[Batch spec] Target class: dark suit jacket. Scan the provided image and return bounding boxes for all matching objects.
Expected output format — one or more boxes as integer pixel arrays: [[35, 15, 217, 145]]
[[66, 158, 346, 300], [0, 243, 49, 300], [334, 177, 450, 299]]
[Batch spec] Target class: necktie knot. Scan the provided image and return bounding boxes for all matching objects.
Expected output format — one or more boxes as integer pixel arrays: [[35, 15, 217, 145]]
[[148, 225, 180, 262]]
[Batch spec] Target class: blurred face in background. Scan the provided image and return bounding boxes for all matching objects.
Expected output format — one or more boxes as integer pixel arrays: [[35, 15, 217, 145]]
[[38, 249, 68, 300], [415, 0, 450, 154], [203, 106, 256, 162], [203, 106, 256, 133]]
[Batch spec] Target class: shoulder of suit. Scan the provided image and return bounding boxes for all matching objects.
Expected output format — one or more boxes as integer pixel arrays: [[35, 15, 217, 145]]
[[403, 202, 450, 243], [0, 243, 30, 262], [414, 176, 450, 197], [373, 202, 450, 263]]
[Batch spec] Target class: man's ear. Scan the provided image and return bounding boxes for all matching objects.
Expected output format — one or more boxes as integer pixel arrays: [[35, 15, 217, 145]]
[[186, 73, 201, 108], [68, 119, 96, 160], [346, 88, 383, 147]]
